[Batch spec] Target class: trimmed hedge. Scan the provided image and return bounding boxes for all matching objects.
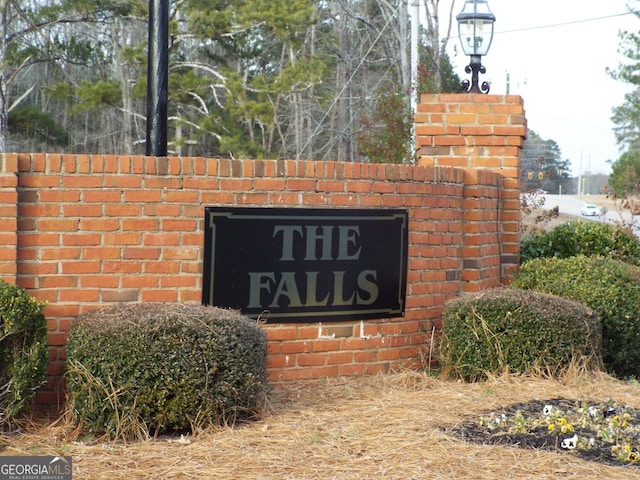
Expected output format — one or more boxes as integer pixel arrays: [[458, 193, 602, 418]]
[[439, 288, 601, 381], [66, 303, 267, 439], [513, 256, 640, 378], [520, 220, 640, 265], [0, 280, 48, 428]]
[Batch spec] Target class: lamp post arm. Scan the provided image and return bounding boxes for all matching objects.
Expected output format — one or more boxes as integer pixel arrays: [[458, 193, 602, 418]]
[[461, 56, 490, 94]]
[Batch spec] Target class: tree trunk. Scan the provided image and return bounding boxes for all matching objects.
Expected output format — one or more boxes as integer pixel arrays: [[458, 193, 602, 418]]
[[336, 8, 352, 162], [0, 0, 8, 153], [398, 0, 410, 93], [424, 0, 458, 91]]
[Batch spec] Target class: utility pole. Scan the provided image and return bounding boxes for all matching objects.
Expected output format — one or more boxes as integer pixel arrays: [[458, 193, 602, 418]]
[[410, 0, 419, 162], [578, 151, 583, 196], [146, 0, 169, 156], [336, 10, 353, 162], [410, 0, 418, 113]]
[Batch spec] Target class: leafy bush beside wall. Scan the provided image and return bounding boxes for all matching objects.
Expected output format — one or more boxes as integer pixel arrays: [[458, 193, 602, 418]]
[[0, 280, 48, 428], [520, 221, 640, 265], [439, 288, 601, 381], [513, 256, 640, 378], [66, 303, 268, 440]]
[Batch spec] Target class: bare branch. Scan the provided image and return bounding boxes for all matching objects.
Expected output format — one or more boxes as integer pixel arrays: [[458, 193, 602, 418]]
[[7, 85, 33, 112]]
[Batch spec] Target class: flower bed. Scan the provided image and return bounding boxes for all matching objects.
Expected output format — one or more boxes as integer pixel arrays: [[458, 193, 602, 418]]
[[451, 398, 640, 467]]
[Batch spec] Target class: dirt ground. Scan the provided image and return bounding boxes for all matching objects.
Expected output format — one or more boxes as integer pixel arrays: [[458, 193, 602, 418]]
[[2, 371, 640, 479]]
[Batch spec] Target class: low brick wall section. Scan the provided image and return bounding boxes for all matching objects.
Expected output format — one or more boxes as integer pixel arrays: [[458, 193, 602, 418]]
[[0, 95, 525, 406]]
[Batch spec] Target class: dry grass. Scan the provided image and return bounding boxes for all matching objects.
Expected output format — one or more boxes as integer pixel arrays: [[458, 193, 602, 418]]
[[2, 370, 640, 479]]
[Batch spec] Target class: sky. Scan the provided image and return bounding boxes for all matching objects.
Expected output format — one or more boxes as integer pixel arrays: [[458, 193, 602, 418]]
[[440, 0, 638, 176]]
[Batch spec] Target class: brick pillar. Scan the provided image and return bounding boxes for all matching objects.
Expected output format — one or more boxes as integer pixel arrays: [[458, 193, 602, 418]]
[[0, 154, 18, 284], [416, 93, 526, 286]]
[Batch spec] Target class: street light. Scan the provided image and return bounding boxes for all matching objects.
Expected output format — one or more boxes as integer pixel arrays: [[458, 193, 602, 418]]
[[457, 0, 496, 94]]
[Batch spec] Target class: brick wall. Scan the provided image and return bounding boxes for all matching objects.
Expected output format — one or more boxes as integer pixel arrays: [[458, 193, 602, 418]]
[[0, 94, 525, 406], [416, 93, 526, 283]]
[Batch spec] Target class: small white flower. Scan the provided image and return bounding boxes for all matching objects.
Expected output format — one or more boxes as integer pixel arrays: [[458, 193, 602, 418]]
[[588, 438, 596, 447], [588, 406, 598, 418], [543, 404, 554, 416], [561, 434, 579, 450], [493, 414, 506, 425]]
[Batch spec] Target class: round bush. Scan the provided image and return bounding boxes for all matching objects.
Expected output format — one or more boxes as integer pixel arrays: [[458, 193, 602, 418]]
[[439, 288, 601, 381], [66, 303, 267, 439], [520, 221, 640, 265], [513, 255, 640, 378], [0, 280, 48, 428]]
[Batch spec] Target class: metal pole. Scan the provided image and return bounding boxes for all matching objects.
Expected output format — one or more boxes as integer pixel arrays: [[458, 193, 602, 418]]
[[410, 0, 419, 163], [146, 0, 169, 156], [410, 0, 418, 114]]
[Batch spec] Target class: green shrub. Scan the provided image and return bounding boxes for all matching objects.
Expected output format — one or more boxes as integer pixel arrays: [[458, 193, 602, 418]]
[[0, 280, 48, 428], [513, 255, 640, 378], [520, 221, 640, 265], [65, 303, 268, 440], [439, 288, 601, 381]]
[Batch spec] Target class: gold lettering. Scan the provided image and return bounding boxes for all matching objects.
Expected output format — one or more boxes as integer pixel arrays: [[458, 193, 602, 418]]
[[304, 225, 333, 260], [356, 270, 378, 305], [248, 272, 276, 308], [270, 272, 303, 308], [337, 226, 361, 260], [273, 225, 303, 261], [332, 271, 355, 305], [304, 272, 330, 306]]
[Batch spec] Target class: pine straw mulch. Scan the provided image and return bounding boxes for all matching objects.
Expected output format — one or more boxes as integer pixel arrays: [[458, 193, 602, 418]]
[[2, 370, 640, 479]]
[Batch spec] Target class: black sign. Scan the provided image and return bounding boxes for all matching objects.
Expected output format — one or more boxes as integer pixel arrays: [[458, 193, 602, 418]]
[[203, 207, 408, 323]]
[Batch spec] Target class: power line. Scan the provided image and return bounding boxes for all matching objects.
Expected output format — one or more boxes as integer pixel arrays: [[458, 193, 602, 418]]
[[443, 11, 639, 42], [495, 11, 639, 35]]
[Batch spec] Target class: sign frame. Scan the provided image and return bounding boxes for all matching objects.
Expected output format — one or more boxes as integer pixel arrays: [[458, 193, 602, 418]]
[[203, 207, 408, 323]]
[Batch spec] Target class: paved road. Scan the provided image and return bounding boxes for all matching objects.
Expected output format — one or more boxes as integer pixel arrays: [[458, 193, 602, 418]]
[[539, 194, 639, 235], [540, 195, 606, 219]]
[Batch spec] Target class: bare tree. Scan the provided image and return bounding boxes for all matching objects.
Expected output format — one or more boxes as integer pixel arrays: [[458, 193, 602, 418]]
[[423, 0, 457, 91], [0, 0, 104, 152]]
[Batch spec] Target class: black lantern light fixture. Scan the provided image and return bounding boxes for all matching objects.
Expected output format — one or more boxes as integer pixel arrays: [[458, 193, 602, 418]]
[[457, 0, 496, 94]]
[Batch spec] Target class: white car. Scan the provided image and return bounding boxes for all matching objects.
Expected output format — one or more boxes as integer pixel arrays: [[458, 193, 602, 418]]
[[581, 204, 600, 216]]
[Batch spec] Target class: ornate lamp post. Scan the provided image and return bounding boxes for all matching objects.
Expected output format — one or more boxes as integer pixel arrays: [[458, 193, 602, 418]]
[[457, 0, 496, 94], [146, 0, 169, 156]]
